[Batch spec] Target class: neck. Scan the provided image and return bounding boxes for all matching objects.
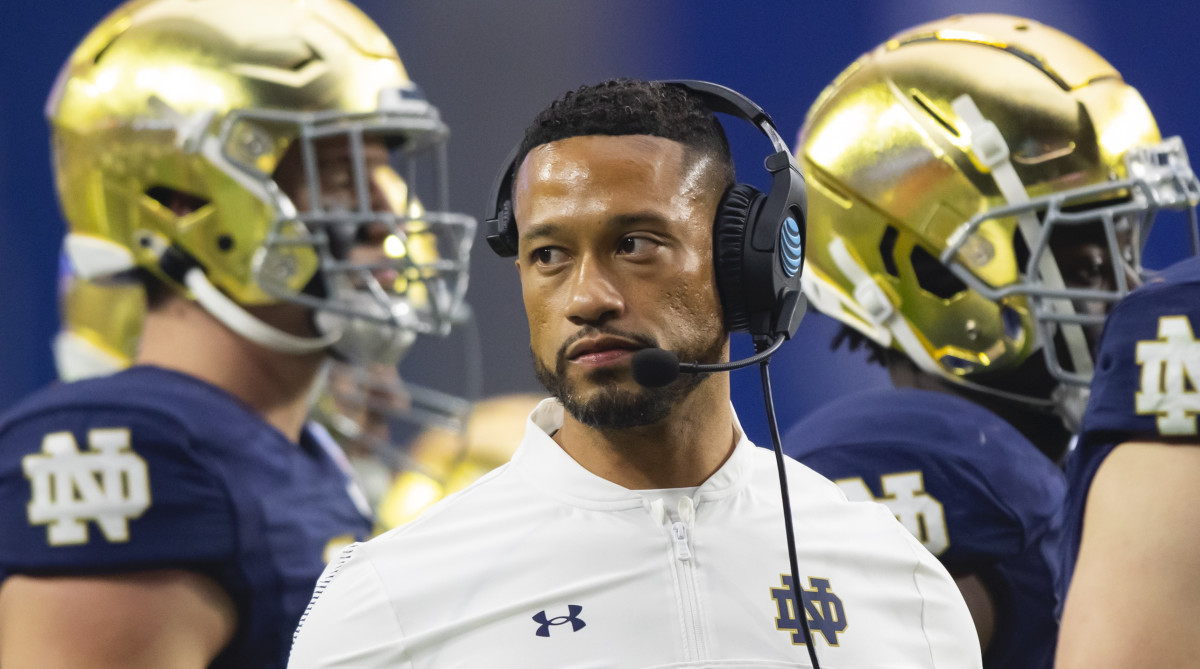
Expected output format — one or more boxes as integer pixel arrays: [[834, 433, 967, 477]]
[[136, 295, 326, 442], [553, 376, 737, 489]]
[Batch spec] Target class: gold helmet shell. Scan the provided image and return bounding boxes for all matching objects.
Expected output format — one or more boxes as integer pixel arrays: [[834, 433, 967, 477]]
[[799, 13, 1199, 391], [48, 0, 474, 359]]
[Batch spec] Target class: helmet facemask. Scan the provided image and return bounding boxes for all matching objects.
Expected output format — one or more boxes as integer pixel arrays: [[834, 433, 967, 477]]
[[944, 136, 1200, 388], [216, 102, 475, 365]]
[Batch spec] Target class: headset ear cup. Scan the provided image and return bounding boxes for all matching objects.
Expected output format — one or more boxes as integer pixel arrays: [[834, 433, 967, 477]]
[[485, 144, 523, 258], [713, 183, 762, 333], [499, 200, 519, 255], [485, 199, 520, 257]]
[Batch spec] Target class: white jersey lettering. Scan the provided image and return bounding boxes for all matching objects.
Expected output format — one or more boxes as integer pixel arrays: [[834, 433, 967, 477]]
[[23, 428, 151, 545], [837, 471, 949, 555], [1136, 316, 1200, 436]]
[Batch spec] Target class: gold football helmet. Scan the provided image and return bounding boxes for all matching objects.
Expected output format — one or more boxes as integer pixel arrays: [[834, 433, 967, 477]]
[[799, 14, 1199, 410], [47, 0, 474, 363]]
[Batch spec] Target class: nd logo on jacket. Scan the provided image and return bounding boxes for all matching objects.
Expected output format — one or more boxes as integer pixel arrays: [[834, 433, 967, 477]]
[[771, 574, 847, 646]]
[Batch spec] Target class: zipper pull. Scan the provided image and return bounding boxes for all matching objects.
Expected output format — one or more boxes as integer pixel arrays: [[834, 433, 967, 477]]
[[671, 521, 692, 561]]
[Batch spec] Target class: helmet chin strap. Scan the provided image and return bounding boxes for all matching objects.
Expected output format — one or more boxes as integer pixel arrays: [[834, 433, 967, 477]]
[[185, 267, 341, 355]]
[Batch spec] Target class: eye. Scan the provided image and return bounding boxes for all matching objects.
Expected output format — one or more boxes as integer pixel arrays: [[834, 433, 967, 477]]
[[1062, 251, 1109, 289], [617, 235, 656, 256], [533, 247, 568, 266]]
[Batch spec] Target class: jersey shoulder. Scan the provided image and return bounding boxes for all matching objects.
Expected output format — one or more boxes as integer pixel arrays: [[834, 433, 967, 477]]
[[1081, 256, 1200, 444], [782, 387, 1065, 566], [784, 386, 1051, 467], [0, 368, 240, 576]]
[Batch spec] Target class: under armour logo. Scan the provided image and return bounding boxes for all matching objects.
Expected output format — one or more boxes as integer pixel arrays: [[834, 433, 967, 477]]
[[22, 429, 150, 545], [1136, 316, 1200, 436], [771, 575, 847, 646], [532, 605, 586, 637]]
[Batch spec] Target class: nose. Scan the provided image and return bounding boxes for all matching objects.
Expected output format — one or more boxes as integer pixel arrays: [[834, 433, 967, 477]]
[[566, 256, 624, 326]]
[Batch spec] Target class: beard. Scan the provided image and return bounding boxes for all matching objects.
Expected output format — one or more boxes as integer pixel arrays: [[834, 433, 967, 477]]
[[533, 325, 726, 430]]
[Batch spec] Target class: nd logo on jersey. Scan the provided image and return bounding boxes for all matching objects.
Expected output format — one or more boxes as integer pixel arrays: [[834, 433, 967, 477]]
[[22, 429, 151, 545], [1137, 316, 1200, 436]]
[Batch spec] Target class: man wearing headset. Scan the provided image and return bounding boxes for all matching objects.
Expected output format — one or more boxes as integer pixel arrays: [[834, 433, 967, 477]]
[[0, 0, 474, 667], [289, 78, 980, 668]]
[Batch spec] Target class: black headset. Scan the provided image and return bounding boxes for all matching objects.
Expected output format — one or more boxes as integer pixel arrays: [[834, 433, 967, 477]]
[[485, 79, 807, 340]]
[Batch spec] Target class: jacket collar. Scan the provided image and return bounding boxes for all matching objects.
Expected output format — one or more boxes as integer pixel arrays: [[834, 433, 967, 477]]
[[510, 398, 756, 510]]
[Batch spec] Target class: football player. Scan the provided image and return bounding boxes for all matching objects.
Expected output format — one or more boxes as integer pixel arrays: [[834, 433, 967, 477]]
[[49, 258, 472, 524], [1055, 237, 1200, 663], [51, 255, 513, 536], [0, 0, 474, 667], [781, 14, 1198, 669]]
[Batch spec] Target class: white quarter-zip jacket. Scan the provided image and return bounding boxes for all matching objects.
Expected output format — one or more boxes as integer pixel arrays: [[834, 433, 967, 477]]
[[289, 399, 982, 668]]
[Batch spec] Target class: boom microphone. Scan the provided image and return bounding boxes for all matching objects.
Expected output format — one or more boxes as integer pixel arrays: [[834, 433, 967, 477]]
[[630, 334, 787, 388]]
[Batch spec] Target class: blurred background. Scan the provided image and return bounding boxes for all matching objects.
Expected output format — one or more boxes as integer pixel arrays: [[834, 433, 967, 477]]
[[2, 0, 1197, 446]]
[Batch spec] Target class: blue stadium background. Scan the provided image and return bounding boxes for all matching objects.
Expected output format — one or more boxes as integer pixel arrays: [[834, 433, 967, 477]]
[[2, 0, 1197, 446]]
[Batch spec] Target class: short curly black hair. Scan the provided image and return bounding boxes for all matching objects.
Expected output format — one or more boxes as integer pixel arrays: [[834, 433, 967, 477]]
[[515, 78, 735, 195]]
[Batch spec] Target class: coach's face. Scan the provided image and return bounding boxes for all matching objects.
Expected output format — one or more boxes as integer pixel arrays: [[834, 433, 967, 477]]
[[512, 134, 727, 429]]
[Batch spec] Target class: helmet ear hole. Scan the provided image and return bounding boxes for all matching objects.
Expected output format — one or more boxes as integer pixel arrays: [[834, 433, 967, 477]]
[[910, 245, 967, 299], [879, 226, 901, 277], [144, 186, 210, 217]]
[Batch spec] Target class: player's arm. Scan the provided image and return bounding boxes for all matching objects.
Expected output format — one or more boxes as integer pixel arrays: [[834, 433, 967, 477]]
[[1056, 440, 1200, 669], [953, 573, 995, 651], [0, 569, 235, 669]]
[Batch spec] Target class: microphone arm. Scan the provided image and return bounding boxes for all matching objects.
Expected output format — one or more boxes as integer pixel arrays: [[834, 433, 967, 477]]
[[677, 333, 786, 373], [631, 334, 787, 388]]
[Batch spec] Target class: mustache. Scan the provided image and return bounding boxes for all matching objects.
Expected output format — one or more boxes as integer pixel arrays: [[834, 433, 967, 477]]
[[555, 326, 659, 368]]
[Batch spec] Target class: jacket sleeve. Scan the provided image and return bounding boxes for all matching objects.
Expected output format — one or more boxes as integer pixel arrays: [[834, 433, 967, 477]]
[[288, 542, 410, 669], [889, 509, 984, 669]]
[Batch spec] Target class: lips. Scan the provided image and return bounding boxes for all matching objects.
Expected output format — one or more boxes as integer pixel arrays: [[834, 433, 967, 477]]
[[566, 335, 644, 365]]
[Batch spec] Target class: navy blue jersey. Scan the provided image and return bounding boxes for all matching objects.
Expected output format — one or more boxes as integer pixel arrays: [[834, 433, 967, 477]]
[[0, 366, 373, 669], [1059, 256, 1200, 610], [783, 387, 1065, 669]]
